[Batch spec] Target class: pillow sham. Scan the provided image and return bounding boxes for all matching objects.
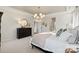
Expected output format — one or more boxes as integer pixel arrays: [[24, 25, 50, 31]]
[[56, 28, 63, 37], [63, 28, 67, 32], [67, 29, 77, 44], [59, 31, 72, 41], [68, 29, 79, 44], [67, 35, 76, 44]]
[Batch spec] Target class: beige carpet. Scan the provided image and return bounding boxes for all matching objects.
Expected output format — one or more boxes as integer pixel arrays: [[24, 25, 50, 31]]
[[0, 37, 43, 53]]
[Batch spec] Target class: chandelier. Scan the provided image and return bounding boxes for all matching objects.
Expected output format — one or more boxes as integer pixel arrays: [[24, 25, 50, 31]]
[[33, 7, 45, 22]]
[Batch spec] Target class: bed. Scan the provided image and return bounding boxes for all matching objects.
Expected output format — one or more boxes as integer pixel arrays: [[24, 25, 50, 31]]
[[31, 31, 79, 53]]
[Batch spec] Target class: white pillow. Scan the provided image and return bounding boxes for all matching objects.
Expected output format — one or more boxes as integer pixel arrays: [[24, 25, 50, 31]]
[[67, 35, 76, 44], [67, 29, 77, 44], [59, 31, 72, 41]]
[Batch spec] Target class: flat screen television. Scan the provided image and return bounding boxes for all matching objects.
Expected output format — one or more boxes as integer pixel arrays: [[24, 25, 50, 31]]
[[17, 28, 32, 39]]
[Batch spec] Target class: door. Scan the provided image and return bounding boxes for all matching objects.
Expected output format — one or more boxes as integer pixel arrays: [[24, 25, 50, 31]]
[[50, 17, 56, 31], [0, 12, 3, 46]]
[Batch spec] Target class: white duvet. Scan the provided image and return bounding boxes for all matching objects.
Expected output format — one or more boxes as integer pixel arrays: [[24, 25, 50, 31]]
[[32, 32, 54, 48], [31, 32, 79, 53]]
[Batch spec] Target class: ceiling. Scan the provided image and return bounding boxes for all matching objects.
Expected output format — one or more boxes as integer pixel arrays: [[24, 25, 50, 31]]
[[11, 6, 66, 15]]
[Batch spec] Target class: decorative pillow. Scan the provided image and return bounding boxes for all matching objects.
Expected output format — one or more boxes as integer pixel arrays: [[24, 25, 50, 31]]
[[56, 28, 63, 37], [63, 28, 67, 32], [59, 31, 72, 41], [67, 29, 77, 44], [75, 30, 79, 44]]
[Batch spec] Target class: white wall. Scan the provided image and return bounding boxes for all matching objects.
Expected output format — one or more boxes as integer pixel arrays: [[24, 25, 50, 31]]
[[40, 12, 72, 32], [40, 6, 76, 32], [41, 7, 78, 32], [46, 12, 72, 31], [0, 7, 33, 42]]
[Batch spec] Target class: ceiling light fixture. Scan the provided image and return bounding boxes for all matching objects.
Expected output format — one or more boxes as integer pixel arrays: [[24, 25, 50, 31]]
[[33, 7, 45, 22]]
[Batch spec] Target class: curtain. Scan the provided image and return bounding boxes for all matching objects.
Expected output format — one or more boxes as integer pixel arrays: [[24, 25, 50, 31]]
[[72, 7, 79, 28]]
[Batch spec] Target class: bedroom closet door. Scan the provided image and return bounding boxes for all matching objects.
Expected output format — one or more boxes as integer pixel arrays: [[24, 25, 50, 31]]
[[0, 12, 3, 47]]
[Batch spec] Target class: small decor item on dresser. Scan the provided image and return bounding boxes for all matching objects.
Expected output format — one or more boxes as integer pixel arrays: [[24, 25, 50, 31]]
[[65, 48, 77, 53], [17, 18, 28, 28]]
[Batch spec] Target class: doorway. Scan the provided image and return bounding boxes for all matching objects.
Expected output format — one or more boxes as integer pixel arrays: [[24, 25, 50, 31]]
[[0, 12, 3, 46], [50, 17, 56, 31]]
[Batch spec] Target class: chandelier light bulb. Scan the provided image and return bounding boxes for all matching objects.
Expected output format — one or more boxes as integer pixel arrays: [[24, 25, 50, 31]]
[[36, 16, 39, 19], [42, 14, 45, 17], [39, 13, 42, 16], [34, 13, 37, 18]]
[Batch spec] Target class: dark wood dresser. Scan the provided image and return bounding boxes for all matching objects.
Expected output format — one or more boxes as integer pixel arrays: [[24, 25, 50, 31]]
[[17, 28, 32, 39]]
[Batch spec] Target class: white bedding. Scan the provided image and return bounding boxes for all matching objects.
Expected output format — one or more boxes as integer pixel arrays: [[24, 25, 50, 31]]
[[31, 32, 79, 53], [45, 38, 79, 53], [32, 32, 54, 48]]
